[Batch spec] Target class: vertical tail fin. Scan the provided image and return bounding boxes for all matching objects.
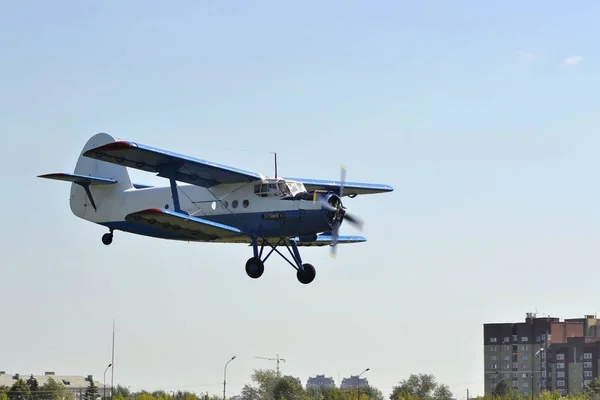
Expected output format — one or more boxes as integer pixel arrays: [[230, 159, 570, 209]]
[[69, 132, 134, 218], [38, 132, 134, 220]]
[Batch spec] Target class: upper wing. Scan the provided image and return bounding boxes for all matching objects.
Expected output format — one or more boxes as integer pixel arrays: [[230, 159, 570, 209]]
[[125, 208, 245, 241], [285, 177, 393, 196], [83, 141, 262, 187]]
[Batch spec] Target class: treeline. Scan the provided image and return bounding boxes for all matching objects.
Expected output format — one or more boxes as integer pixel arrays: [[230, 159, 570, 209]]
[[5, 370, 600, 400], [0, 375, 99, 400]]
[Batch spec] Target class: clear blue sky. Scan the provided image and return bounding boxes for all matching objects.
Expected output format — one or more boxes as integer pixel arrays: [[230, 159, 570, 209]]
[[2, 0, 600, 398]]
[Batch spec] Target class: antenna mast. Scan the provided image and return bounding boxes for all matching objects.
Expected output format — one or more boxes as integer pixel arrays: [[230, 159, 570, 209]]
[[255, 354, 286, 376], [273, 152, 278, 179]]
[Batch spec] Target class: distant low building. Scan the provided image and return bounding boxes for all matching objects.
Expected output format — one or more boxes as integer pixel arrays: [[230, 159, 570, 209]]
[[340, 376, 368, 389], [0, 371, 109, 399], [306, 375, 336, 390]]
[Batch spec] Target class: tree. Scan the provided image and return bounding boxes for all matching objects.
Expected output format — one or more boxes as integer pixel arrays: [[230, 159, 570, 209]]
[[492, 380, 511, 397], [586, 377, 600, 398], [389, 374, 452, 400], [360, 386, 384, 400], [272, 376, 305, 400], [252, 369, 280, 400], [241, 385, 260, 400], [39, 378, 74, 400], [432, 385, 451, 400], [8, 379, 31, 400], [84, 381, 99, 400], [26, 377, 38, 400]]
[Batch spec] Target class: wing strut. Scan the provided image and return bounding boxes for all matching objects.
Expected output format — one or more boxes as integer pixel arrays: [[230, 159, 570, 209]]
[[169, 177, 182, 213]]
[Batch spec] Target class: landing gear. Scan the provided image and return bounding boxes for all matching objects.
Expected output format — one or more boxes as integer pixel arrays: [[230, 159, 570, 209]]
[[102, 231, 113, 245], [246, 236, 317, 284], [297, 263, 316, 284], [245, 257, 264, 279]]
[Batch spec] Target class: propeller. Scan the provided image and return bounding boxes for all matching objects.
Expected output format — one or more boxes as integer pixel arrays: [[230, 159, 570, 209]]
[[314, 165, 364, 258]]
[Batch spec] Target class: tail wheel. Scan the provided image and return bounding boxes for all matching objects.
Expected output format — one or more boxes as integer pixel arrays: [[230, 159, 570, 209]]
[[102, 233, 113, 245]]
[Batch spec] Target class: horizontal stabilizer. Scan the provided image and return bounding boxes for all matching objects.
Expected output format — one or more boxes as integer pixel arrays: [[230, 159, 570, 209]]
[[125, 208, 245, 241], [38, 173, 117, 185], [290, 234, 366, 247]]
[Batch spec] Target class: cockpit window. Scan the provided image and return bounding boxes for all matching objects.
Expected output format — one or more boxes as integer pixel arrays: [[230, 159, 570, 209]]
[[253, 180, 307, 197]]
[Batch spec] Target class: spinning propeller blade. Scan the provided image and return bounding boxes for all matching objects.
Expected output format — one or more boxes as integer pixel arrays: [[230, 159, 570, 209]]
[[313, 164, 365, 258]]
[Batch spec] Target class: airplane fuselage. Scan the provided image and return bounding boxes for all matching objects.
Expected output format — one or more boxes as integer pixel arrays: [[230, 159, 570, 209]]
[[70, 180, 336, 242]]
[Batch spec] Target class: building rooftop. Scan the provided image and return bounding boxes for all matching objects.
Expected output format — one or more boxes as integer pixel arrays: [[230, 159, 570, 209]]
[[0, 372, 107, 390]]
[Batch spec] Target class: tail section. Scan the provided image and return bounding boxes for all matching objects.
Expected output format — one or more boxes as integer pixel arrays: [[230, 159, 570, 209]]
[[38, 132, 134, 220]]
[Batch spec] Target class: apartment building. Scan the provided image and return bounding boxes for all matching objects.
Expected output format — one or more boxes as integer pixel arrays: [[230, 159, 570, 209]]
[[306, 374, 336, 390], [340, 375, 369, 389], [483, 313, 600, 396]]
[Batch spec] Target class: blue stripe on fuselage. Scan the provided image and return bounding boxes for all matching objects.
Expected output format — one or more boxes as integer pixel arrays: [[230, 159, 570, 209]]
[[99, 209, 332, 241]]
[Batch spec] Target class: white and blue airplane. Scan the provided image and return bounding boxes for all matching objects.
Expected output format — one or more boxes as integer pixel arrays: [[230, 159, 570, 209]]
[[39, 133, 393, 284]]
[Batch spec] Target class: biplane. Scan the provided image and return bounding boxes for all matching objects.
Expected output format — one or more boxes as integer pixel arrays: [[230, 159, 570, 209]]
[[38, 133, 393, 284]]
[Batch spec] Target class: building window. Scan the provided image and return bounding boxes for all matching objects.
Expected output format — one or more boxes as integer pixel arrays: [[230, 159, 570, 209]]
[[513, 363, 518, 368], [491, 364, 497, 369], [505, 363, 510, 369], [557, 381, 565, 387], [491, 345, 497, 351], [521, 363, 528, 369], [585, 380, 592, 386], [584, 361, 592, 368], [504, 355, 510, 361], [584, 353, 593, 360], [584, 371, 593, 378], [556, 353, 565, 360], [521, 336, 528, 342], [491, 356, 497, 361], [523, 382, 529, 388], [504, 337, 510, 343], [490, 337, 497, 343], [522, 355, 529, 360], [557, 363, 565, 369], [522, 373, 528, 378], [512, 381, 518, 388], [512, 373, 518, 378], [557, 372, 565, 378]]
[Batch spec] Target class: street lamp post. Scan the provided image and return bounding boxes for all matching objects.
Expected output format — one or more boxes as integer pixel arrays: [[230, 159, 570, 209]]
[[357, 368, 370, 400], [104, 363, 112, 400], [532, 348, 544, 400], [223, 356, 236, 400]]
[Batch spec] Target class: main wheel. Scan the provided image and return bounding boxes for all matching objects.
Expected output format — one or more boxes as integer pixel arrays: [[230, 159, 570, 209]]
[[102, 233, 113, 245], [297, 263, 316, 284], [245, 257, 264, 279]]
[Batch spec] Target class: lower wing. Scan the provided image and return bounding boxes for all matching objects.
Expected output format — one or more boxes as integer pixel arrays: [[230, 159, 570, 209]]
[[125, 208, 245, 241], [290, 233, 366, 247]]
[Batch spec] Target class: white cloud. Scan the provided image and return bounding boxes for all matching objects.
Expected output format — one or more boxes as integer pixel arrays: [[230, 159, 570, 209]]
[[563, 56, 583, 66]]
